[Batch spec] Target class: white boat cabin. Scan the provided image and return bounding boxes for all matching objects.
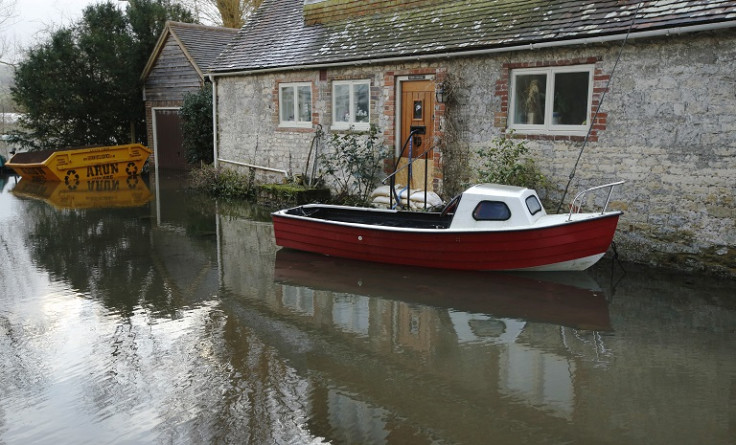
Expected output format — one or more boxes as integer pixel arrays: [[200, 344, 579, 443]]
[[448, 184, 547, 230]]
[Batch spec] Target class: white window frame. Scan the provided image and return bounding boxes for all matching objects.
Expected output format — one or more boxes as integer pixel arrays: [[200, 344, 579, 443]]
[[278, 82, 313, 128], [331, 79, 371, 131], [509, 65, 594, 136]]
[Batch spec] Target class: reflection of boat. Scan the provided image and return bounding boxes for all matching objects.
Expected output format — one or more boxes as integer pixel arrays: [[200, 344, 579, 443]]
[[272, 182, 623, 271], [12, 177, 153, 209], [5, 144, 151, 182], [273, 249, 612, 330]]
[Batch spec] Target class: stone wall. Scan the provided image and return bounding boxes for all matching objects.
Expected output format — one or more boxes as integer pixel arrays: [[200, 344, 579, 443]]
[[214, 30, 735, 275]]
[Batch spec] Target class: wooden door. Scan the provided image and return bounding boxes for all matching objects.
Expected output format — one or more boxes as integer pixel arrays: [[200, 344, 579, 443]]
[[154, 109, 187, 171], [396, 80, 434, 191]]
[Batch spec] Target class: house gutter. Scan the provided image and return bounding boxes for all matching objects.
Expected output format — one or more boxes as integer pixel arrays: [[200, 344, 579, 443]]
[[211, 78, 219, 169], [207, 21, 736, 78]]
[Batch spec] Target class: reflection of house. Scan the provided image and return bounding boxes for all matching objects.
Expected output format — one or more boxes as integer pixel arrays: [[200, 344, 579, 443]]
[[141, 21, 238, 171], [208, 0, 736, 274]]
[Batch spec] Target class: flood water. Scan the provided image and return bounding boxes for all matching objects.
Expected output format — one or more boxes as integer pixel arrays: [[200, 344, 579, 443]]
[[0, 172, 734, 445]]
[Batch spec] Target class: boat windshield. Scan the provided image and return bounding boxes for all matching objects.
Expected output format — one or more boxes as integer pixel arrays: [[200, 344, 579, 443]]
[[472, 201, 511, 221]]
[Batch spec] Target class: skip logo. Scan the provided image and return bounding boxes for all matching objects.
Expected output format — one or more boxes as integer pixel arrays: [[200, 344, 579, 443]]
[[86, 163, 119, 178]]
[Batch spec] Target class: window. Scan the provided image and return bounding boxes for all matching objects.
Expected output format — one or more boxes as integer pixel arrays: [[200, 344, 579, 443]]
[[473, 201, 511, 221], [525, 195, 542, 215], [332, 80, 370, 130], [279, 83, 312, 128], [509, 65, 593, 135]]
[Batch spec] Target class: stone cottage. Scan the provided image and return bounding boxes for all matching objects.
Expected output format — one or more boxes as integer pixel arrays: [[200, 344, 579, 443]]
[[141, 21, 238, 171], [208, 0, 736, 276]]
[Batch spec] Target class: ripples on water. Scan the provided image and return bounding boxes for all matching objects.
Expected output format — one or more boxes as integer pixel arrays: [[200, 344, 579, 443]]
[[0, 174, 734, 445]]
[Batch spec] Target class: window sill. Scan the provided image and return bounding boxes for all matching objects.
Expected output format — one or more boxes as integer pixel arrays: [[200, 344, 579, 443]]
[[330, 123, 370, 132], [509, 125, 588, 136], [278, 122, 313, 129]]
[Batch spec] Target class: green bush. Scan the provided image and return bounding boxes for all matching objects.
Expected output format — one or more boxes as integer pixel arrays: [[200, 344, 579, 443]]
[[476, 131, 549, 191], [318, 124, 388, 205], [180, 86, 213, 164]]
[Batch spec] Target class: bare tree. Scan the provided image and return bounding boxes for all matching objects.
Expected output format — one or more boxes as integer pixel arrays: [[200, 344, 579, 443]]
[[0, 0, 17, 66], [177, 0, 262, 28]]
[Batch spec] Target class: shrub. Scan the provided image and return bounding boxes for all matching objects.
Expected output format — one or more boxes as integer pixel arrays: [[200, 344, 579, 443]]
[[476, 131, 549, 191], [318, 124, 388, 205], [180, 87, 213, 165]]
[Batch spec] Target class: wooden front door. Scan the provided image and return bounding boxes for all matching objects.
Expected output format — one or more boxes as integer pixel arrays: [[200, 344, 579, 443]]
[[154, 109, 187, 171], [396, 80, 434, 191]]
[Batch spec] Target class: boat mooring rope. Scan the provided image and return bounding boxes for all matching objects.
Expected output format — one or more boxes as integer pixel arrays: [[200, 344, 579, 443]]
[[556, 0, 645, 213]]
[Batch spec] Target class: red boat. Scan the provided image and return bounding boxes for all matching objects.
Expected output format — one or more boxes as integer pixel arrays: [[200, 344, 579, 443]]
[[272, 181, 624, 272]]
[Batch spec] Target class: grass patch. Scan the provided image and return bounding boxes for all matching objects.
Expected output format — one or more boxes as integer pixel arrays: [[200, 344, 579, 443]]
[[258, 183, 331, 207], [188, 164, 255, 200]]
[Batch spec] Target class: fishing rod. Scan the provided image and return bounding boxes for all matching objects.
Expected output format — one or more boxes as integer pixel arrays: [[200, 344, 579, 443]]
[[556, 0, 645, 213]]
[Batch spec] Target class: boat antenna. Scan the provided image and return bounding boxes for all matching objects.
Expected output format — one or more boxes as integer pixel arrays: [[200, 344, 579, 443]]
[[556, 0, 644, 213]]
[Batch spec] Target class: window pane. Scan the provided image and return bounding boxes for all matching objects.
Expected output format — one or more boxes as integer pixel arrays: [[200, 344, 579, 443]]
[[472, 201, 511, 221], [513, 74, 546, 125], [280, 86, 294, 122], [553, 72, 589, 125], [413, 100, 423, 120], [354, 83, 369, 123], [334, 84, 350, 122], [525, 195, 542, 215], [297, 86, 311, 122]]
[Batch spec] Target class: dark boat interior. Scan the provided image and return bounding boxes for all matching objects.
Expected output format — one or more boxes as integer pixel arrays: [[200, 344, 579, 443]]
[[285, 206, 454, 229]]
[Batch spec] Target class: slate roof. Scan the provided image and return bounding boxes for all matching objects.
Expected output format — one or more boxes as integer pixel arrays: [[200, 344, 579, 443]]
[[141, 21, 239, 80], [209, 0, 736, 74]]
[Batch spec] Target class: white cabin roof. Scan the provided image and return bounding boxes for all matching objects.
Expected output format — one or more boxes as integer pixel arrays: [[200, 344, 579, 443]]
[[449, 183, 546, 230], [464, 183, 531, 199]]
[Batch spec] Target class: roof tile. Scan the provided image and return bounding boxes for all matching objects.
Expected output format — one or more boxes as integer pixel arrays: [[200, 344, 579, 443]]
[[210, 0, 736, 73]]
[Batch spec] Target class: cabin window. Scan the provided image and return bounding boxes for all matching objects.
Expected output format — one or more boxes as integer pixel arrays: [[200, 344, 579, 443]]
[[509, 65, 593, 136], [332, 80, 370, 131], [279, 83, 312, 128], [473, 201, 511, 221], [525, 195, 542, 215]]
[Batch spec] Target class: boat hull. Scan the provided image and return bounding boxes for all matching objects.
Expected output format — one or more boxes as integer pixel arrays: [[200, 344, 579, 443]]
[[272, 211, 622, 271], [5, 144, 151, 182]]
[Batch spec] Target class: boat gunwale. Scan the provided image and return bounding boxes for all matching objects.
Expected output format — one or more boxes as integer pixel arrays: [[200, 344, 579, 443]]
[[272, 205, 623, 234]]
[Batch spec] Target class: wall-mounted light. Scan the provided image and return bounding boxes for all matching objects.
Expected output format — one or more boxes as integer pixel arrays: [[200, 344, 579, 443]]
[[435, 84, 445, 104]]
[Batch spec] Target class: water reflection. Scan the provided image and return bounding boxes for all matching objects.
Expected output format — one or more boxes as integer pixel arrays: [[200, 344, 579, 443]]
[[216, 212, 619, 443], [0, 173, 734, 445], [11, 180, 215, 316], [274, 249, 612, 330], [216, 205, 736, 445], [12, 177, 153, 209], [271, 249, 614, 422]]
